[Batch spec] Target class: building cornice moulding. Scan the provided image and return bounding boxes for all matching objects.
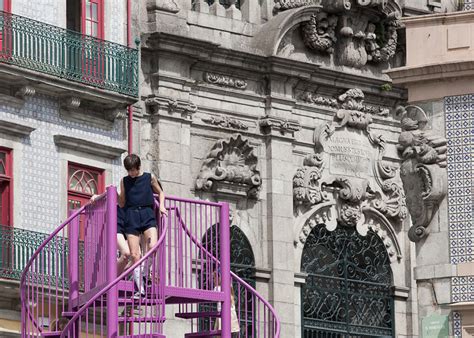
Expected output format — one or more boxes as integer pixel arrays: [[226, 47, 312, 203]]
[[0, 118, 36, 138], [386, 60, 474, 85], [401, 10, 474, 27], [53, 135, 126, 159]]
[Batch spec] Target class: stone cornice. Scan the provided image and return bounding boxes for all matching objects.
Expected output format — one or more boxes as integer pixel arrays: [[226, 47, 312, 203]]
[[386, 60, 474, 85], [0, 118, 36, 138], [53, 135, 126, 159], [0, 63, 136, 109], [401, 10, 474, 26]]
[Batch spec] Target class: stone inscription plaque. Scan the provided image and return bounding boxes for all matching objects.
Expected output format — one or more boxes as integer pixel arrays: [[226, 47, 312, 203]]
[[326, 131, 374, 178]]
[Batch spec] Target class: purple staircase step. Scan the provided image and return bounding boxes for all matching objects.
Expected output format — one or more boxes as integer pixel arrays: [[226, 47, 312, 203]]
[[118, 316, 166, 323], [41, 332, 61, 338], [184, 330, 221, 338], [165, 286, 224, 304], [176, 311, 221, 319], [118, 335, 165, 338]]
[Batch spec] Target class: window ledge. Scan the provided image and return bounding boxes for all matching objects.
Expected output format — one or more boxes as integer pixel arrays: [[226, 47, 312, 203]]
[[54, 135, 126, 159], [0, 118, 36, 138]]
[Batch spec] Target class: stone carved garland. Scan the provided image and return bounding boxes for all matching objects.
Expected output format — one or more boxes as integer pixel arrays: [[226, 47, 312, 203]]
[[301, 90, 390, 116], [302, 12, 338, 54], [201, 115, 249, 130], [395, 105, 447, 242], [293, 88, 407, 240], [203, 72, 248, 90], [196, 134, 262, 198]]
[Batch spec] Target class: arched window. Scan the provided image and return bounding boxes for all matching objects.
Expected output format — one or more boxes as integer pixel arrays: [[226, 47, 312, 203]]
[[200, 224, 256, 333], [301, 225, 394, 337]]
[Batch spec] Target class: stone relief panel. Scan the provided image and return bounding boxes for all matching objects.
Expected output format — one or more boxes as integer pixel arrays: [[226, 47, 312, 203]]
[[203, 72, 248, 90], [201, 115, 249, 130], [395, 105, 447, 242], [293, 88, 407, 250], [275, 0, 403, 71], [196, 134, 262, 198]]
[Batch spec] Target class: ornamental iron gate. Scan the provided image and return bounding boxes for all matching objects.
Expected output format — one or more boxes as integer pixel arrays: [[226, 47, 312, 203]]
[[301, 224, 394, 338]]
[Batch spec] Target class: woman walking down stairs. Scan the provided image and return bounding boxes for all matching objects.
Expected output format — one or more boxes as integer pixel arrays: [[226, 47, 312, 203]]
[[20, 187, 280, 338]]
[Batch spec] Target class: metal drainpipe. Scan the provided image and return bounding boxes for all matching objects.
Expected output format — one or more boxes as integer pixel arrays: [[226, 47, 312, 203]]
[[127, 0, 133, 154]]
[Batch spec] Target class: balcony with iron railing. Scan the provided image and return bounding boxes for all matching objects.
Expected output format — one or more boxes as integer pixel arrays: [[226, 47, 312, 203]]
[[0, 224, 63, 282], [0, 11, 138, 113]]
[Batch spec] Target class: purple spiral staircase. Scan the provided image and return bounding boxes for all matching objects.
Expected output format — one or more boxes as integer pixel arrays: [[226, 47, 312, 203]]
[[20, 187, 280, 338]]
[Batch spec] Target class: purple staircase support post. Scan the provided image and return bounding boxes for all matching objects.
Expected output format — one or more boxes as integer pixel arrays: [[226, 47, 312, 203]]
[[106, 186, 118, 338], [69, 215, 80, 310], [220, 202, 231, 338]]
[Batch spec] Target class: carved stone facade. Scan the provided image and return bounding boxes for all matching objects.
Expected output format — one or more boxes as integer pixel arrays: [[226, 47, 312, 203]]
[[139, 1, 454, 336], [195, 134, 262, 198], [395, 105, 447, 241], [294, 88, 407, 237]]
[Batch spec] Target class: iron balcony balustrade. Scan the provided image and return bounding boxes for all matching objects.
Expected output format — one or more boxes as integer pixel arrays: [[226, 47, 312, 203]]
[[0, 224, 82, 286], [0, 11, 138, 97]]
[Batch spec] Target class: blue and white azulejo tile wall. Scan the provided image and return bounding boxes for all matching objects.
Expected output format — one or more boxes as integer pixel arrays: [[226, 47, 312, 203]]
[[445, 94, 474, 338]]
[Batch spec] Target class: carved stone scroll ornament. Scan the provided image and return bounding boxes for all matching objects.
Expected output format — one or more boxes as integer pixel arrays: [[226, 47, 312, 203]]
[[395, 106, 447, 242], [334, 88, 373, 130], [302, 12, 338, 54], [301, 89, 389, 117], [203, 72, 247, 90], [201, 115, 249, 130], [293, 154, 326, 206], [273, 0, 316, 11], [195, 134, 262, 198]]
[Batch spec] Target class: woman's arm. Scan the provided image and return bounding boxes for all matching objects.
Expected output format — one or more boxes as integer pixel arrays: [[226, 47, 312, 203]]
[[118, 179, 126, 208], [151, 174, 167, 216]]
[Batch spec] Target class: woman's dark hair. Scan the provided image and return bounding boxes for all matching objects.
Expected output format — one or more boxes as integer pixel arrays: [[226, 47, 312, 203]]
[[123, 154, 141, 171]]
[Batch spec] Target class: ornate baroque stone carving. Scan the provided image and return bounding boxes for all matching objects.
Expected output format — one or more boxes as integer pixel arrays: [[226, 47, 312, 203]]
[[259, 115, 301, 135], [293, 154, 326, 206], [196, 134, 262, 198], [302, 12, 338, 54], [145, 96, 197, 121], [396, 105, 447, 242], [276, 1, 402, 68], [301, 88, 390, 117], [294, 87, 407, 229], [203, 72, 248, 90], [201, 115, 249, 130], [274, 0, 315, 11]]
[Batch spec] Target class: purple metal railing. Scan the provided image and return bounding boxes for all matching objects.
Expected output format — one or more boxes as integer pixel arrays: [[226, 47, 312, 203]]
[[168, 198, 280, 337], [60, 206, 167, 337], [20, 187, 118, 337], [20, 189, 280, 338]]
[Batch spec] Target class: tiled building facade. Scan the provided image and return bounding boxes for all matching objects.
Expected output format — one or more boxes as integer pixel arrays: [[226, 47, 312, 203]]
[[389, 10, 474, 337], [0, 0, 137, 335]]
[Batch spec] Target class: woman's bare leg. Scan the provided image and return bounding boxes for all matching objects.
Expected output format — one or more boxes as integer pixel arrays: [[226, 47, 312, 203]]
[[117, 234, 131, 275]]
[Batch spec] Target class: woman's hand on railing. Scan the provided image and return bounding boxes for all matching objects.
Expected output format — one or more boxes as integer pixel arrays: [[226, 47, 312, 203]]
[[159, 205, 168, 217], [90, 194, 100, 204]]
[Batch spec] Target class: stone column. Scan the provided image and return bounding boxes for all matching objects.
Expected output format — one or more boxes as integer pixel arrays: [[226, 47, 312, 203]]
[[260, 92, 301, 336]]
